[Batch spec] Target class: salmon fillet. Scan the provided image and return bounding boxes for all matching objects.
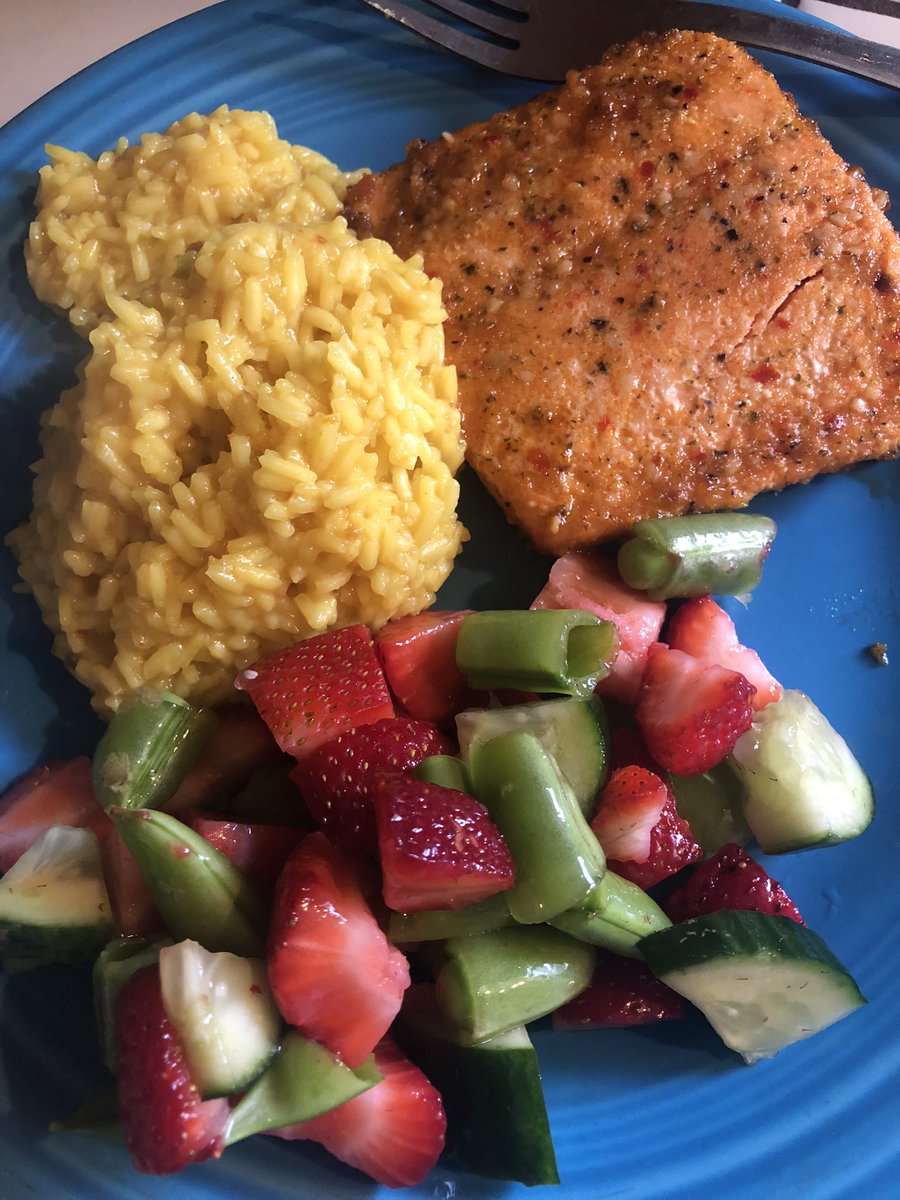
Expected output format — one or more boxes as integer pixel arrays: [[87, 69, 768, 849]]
[[344, 30, 900, 553]]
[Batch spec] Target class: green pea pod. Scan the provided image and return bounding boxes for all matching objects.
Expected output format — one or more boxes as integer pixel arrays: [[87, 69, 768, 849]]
[[224, 1031, 382, 1145], [93, 935, 172, 1071], [93, 690, 217, 811], [388, 893, 513, 944], [550, 870, 671, 957], [414, 754, 471, 793], [435, 926, 596, 1042], [468, 730, 605, 923], [617, 513, 777, 600], [455, 609, 617, 699], [109, 807, 267, 958]]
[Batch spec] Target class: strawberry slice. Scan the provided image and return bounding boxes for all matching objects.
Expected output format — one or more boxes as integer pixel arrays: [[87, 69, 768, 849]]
[[375, 611, 473, 724], [374, 776, 515, 912], [667, 597, 782, 711], [272, 1036, 446, 1188], [665, 843, 805, 925], [635, 643, 755, 775], [290, 718, 454, 856], [235, 626, 395, 761], [531, 552, 665, 704], [97, 823, 164, 938], [0, 758, 106, 873], [115, 964, 228, 1175], [590, 765, 671, 863], [188, 814, 306, 898], [164, 703, 285, 816], [268, 833, 410, 1067], [593, 765, 702, 889], [553, 949, 686, 1028]]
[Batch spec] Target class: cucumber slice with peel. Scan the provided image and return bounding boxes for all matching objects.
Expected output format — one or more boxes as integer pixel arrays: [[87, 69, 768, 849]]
[[159, 939, 281, 1098], [0, 825, 112, 971], [730, 690, 874, 853], [457, 697, 608, 817], [640, 910, 866, 1063]]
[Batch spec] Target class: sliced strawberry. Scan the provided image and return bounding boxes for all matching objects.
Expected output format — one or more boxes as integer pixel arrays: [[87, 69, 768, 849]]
[[374, 776, 515, 912], [188, 814, 306, 898], [115, 964, 228, 1175], [0, 758, 106, 873], [594, 766, 702, 889], [590, 765, 670, 863], [665, 843, 805, 925], [290, 718, 454, 856], [272, 1036, 446, 1188], [635, 643, 755, 775], [97, 823, 164, 938], [164, 703, 284, 816], [235, 626, 395, 761], [667, 597, 782, 711], [531, 552, 665, 704], [375, 611, 473, 724], [268, 833, 410, 1067], [552, 949, 685, 1028]]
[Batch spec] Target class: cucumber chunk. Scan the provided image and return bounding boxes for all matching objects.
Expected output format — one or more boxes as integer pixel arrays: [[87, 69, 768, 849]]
[[0, 826, 112, 971], [640, 910, 866, 1063], [730, 690, 874, 853], [457, 696, 607, 817], [159, 939, 281, 1098], [397, 1008, 559, 1186]]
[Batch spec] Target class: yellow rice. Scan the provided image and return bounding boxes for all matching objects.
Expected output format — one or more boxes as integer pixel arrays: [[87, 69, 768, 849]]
[[11, 113, 465, 716], [26, 106, 366, 332]]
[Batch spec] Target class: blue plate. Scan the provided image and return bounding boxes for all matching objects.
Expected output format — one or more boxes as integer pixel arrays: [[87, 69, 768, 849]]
[[0, 1, 898, 1196]]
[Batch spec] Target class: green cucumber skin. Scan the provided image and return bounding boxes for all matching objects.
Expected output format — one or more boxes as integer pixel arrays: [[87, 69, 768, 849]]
[[0, 826, 113, 971], [730, 690, 874, 854], [395, 1023, 559, 1186], [0, 919, 113, 972], [640, 911, 866, 1062]]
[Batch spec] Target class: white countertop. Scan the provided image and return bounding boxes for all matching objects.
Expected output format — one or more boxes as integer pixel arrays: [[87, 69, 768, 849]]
[[0, 0, 218, 129], [2, 0, 898, 131]]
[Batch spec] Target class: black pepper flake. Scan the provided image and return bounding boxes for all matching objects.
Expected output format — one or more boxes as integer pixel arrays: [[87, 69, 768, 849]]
[[582, 255, 593, 263], [618, 176, 630, 194], [615, 296, 625, 305], [595, 360, 609, 374], [612, 194, 622, 205], [874, 272, 895, 293], [725, 228, 740, 242], [669, 152, 680, 162], [485, 284, 495, 294], [590, 317, 608, 331], [463, 263, 477, 275], [716, 352, 727, 363]]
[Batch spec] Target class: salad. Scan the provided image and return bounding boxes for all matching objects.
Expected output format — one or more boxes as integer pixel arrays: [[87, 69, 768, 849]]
[[0, 516, 874, 1188]]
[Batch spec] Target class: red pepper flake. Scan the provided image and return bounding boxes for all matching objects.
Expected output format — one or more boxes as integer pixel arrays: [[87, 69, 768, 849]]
[[775, 315, 791, 330], [635, 262, 650, 277], [596, 416, 611, 435], [631, 320, 645, 336], [824, 412, 846, 435], [639, 160, 654, 182], [751, 364, 781, 384], [249, 983, 263, 995], [538, 217, 558, 241], [683, 85, 698, 101], [527, 447, 551, 471]]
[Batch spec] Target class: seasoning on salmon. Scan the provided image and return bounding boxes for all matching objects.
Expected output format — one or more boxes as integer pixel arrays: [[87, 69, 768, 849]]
[[344, 31, 900, 554]]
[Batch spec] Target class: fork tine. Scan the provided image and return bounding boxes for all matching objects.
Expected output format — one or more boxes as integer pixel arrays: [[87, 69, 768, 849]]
[[357, 0, 518, 70], [418, 0, 524, 41]]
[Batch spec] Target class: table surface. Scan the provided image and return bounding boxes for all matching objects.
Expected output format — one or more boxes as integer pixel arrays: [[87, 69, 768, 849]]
[[2, 0, 898, 131]]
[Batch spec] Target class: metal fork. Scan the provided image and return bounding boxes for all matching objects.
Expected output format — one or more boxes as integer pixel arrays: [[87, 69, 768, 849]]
[[357, 0, 900, 88]]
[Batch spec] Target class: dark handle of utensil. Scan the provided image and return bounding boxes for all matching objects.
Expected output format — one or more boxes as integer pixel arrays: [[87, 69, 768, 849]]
[[644, 3, 900, 87]]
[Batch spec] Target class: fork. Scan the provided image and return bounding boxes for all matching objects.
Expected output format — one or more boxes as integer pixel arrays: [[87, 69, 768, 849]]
[[357, 0, 900, 88]]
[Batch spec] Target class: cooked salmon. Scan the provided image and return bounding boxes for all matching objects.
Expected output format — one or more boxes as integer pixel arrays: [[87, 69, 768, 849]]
[[344, 30, 900, 553]]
